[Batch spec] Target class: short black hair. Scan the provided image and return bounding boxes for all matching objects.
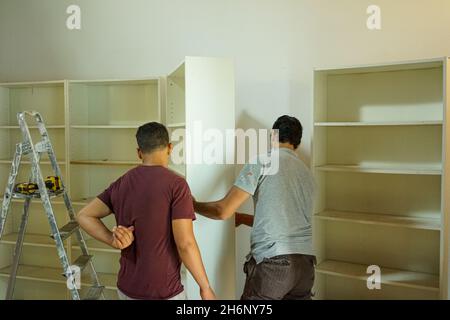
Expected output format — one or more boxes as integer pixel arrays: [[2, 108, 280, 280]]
[[272, 115, 303, 149], [136, 122, 169, 153]]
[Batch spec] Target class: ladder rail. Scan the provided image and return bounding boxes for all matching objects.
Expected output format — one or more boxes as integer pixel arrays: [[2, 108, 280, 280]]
[[0, 143, 22, 238], [6, 197, 31, 300], [31, 112, 103, 295]]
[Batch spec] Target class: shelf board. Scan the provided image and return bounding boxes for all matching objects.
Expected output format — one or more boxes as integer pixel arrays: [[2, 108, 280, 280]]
[[71, 198, 92, 206], [0, 159, 66, 165], [73, 238, 120, 254], [69, 162, 186, 175], [314, 58, 444, 74], [0, 265, 117, 289], [0, 233, 58, 248], [314, 121, 443, 127], [316, 260, 439, 292], [70, 125, 141, 129], [0, 196, 87, 207], [167, 123, 186, 128], [315, 210, 441, 231], [315, 164, 442, 176], [69, 78, 158, 85], [70, 161, 185, 176], [0, 80, 65, 88], [70, 160, 140, 166], [0, 125, 65, 129]]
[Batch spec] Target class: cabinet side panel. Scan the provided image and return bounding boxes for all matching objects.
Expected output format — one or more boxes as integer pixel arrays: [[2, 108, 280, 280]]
[[442, 58, 450, 299], [312, 70, 328, 297], [185, 57, 236, 299]]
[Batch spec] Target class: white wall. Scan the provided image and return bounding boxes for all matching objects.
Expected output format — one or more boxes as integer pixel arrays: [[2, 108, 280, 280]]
[[1, 0, 450, 297]]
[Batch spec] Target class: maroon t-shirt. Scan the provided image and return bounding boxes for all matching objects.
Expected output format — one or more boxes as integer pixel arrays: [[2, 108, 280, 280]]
[[97, 165, 195, 300]]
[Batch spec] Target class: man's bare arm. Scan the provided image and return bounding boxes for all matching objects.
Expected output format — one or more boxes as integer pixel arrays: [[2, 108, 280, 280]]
[[193, 186, 251, 220], [77, 198, 134, 249], [172, 219, 215, 300]]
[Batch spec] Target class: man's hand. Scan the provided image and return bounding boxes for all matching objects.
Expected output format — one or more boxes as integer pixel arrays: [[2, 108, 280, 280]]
[[194, 187, 251, 220], [235, 213, 244, 227], [235, 213, 254, 227], [200, 286, 216, 300], [110, 225, 135, 249]]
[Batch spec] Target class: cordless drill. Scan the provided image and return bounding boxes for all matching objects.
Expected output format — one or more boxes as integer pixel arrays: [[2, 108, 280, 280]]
[[14, 176, 62, 195]]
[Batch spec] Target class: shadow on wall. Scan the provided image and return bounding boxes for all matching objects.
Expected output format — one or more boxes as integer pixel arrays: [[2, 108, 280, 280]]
[[236, 110, 311, 166]]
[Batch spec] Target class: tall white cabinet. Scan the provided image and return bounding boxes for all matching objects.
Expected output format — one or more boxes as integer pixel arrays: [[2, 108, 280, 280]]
[[312, 57, 450, 299], [0, 57, 236, 300], [166, 57, 236, 299]]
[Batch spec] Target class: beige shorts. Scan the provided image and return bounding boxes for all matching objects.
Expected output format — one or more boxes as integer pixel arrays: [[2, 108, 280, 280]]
[[117, 289, 186, 300]]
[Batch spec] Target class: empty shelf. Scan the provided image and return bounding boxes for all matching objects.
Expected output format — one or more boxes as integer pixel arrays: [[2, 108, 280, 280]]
[[70, 125, 141, 129], [70, 160, 140, 166], [0, 234, 118, 253], [71, 198, 92, 206], [0, 125, 65, 129], [314, 121, 443, 127], [167, 123, 186, 128], [316, 164, 442, 175], [0, 265, 117, 289], [315, 210, 440, 231], [0, 159, 66, 165], [0, 233, 57, 248], [0, 196, 71, 206], [316, 260, 439, 292], [73, 238, 120, 254]]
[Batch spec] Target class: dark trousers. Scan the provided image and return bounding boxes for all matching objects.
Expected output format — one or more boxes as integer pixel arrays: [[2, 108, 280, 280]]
[[241, 254, 316, 300]]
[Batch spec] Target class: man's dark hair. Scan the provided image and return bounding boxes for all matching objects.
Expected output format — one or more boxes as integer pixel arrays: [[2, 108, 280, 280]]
[[272, 115, 303, 149], [136, 122, 170, 153]]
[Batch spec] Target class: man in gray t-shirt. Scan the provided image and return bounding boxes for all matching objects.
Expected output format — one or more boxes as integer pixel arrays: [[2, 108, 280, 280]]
[[194, 115, 316, 300]]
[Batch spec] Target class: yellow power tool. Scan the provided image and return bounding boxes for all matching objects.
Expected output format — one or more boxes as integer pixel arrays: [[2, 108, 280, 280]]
[[14, 176, 62, 195]]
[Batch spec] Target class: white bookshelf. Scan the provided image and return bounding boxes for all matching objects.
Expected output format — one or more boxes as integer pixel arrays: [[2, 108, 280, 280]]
[[0, 78, 159, 300], [0, 80, 71, 300], [312, 57, 450, 300], [0, 57, 236, 300], [67, 78, 161, 300]]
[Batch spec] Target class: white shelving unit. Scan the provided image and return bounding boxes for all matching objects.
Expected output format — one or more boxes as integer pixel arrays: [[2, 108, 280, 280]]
[[0, 77, 174, 300], [0, 57, 236, 300], [312, 57, 450, 299], [0, 80, 71, 300], [67, 78, 161, 300]]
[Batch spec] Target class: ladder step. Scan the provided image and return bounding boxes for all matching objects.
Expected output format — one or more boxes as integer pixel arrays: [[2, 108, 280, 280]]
[[12, 189, 65, 199], [73, 254, 93, 271], [51, 220, 79, 241], [83, 286, 104, 300]]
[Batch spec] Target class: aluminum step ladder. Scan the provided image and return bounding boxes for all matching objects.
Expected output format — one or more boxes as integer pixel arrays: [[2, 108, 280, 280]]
[[0, 111, 104, 300]]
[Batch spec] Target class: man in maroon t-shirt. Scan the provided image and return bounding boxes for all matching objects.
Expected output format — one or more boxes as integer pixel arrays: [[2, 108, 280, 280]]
[[77, 122, 215, 300]]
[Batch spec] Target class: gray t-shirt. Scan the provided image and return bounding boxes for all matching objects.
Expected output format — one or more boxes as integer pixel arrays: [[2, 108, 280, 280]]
[[234, 148, 315, 264]]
